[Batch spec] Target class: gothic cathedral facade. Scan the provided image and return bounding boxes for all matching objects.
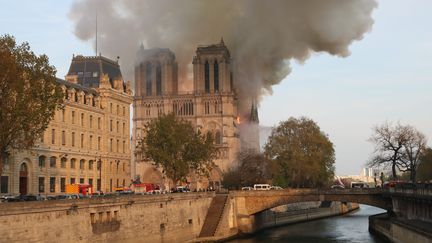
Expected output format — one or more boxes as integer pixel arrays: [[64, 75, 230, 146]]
[[132, 40, 241, 189]]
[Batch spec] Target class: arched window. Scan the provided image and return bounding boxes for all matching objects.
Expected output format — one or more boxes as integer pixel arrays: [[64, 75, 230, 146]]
[[205, 61, 210, 93], [61, 157, 67, 168], [80, 159, 85, 170], [215, 130, 222, 145], [20, 163, 28, 173], [70, 158, 76, 169], [214, 61, 219, 92], [39, 155, 46, 167], [156, 63, 162, 95], [146, 63, 152, 96], [50, 156, 56, 168], [89, 160, 94, 170]]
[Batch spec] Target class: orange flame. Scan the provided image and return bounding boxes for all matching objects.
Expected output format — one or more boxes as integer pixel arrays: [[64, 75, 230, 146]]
[[236, 116, 241, 124]]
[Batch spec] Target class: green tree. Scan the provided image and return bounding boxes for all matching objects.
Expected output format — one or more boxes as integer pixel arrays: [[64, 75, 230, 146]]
[[0, 35, 64, 174], [140, 113, 217, 185], [222, 152, 271, 189], [417, 147, 432, 182], [264, 117, 335, 188], [221, 169, 241, 190]]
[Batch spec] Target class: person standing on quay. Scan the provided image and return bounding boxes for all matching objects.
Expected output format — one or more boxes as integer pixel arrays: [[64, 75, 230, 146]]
[[374, 173, 377, 188]]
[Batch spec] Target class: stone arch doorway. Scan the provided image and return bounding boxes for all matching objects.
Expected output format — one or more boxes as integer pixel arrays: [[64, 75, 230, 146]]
[[19, 163, 28, 195]]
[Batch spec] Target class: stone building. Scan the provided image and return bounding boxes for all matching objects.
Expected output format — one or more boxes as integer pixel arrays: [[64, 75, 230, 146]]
[[132, 40, 247, 189], [0, 55, 132, 196]]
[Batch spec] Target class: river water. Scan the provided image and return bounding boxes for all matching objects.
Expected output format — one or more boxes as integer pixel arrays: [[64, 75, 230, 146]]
[[228, 205, 388, 243]]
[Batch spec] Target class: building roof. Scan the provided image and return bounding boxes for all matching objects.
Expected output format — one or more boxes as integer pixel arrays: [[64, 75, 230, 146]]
[[66, 55, 123, 88], [56, 78, 98, 95], [196, 38, 231, 57], [136, 45, 176, 64]]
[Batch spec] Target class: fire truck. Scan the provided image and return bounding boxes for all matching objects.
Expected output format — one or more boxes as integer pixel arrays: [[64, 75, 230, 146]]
[[65, 184, 93, 196], [131, 183, 161, 194]]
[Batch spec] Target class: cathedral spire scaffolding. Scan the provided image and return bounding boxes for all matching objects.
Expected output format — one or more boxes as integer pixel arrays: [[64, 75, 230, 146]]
[[249, 100, 259, 123]]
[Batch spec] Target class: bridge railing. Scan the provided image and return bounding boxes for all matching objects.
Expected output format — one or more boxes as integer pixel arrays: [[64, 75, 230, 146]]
[[389, 187, 432, 197], [387, 183, 432, 197]]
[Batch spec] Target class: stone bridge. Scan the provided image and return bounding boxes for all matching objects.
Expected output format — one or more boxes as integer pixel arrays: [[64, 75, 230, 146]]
[[232, 188, 392, 216], [207, 187, 432, 237]]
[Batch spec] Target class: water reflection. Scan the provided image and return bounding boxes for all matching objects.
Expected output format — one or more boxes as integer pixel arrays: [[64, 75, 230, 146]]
[[228, 205, 388, 243]]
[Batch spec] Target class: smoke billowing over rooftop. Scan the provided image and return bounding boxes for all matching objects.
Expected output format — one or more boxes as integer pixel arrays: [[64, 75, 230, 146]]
[[69, 0, 377, 112]]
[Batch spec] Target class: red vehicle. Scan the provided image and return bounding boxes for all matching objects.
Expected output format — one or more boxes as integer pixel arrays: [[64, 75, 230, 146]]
[[383, 180, 407, 188], [132, 183, 160, 194], [65, 184, 93, 196]]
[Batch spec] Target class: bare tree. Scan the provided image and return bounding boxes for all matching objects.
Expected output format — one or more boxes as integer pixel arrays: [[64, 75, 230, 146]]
[[400, 127, 427, 181], [368, 122, 427, 181], [368, 122, 410, 179]]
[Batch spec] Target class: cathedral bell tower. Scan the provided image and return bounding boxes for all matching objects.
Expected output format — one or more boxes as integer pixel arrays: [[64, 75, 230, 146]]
[[193, 38, 233, 94], [135, 44, 178, 97]]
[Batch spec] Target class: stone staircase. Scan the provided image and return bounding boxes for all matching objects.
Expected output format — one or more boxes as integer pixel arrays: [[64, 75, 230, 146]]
[[199, 194, 228, 237]]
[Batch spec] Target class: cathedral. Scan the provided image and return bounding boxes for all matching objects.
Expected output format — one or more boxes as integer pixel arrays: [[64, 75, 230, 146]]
[[132, 40, 259, 190]]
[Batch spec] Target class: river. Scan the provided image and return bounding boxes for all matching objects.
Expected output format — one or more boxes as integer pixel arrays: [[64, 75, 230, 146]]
[[228, 205, 388, 243]]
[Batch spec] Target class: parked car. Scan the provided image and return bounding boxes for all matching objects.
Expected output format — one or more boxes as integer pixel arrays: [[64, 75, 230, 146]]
[[47, 195, 57, 200], [173, 186, 190, 193], [15, 195, 39, 201], [253, 184, 271, 190], [331, 184, 345, 189], [241, 186, 253, 191], [0, 195, 16, 203]]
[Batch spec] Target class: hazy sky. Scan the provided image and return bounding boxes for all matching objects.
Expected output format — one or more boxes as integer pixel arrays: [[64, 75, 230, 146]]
[[1, 0, 431, 175]]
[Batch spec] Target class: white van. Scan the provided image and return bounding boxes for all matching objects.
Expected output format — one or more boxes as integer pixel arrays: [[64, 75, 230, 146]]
[[253, 184, 271, 190]]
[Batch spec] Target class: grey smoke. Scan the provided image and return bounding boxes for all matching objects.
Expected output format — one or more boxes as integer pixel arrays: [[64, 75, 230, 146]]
[[69, 0, 377, 112]]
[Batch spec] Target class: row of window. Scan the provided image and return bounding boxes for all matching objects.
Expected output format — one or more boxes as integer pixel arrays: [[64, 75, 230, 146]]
[[60, 110, 103, 129], [109, 103, 128, 117], [43, 130, 128, 153], [173, 101, 194, 116], [142, 101, 222, 117], [58, 110, 128, 134], [38, 177, 99, 193], [65, 88, 100, 108], [0, 176, 127, 194], [38, 177, 126, 193], [204, 101, 222, 115], [65, 89, 128, 118], [39, 156, 98, 170], [109, 119, 127, 134], [38, 156, 127, 172]]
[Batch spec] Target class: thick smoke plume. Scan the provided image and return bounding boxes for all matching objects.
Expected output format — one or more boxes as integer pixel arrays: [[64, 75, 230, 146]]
[[69, 0, 377, 112]]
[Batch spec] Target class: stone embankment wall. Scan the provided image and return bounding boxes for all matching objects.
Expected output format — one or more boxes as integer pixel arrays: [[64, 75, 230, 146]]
[[254, 201, 359, 231], [0, 193, 213, 243], [369, 213, 432, 243]]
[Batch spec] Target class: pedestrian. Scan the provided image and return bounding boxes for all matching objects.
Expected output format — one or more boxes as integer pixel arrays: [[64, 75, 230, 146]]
[[374, 173, 377, 188], [380, 172, 384, 187]]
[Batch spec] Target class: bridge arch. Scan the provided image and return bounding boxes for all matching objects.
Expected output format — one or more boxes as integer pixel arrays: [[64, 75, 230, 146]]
[[232, 189, 391, 216]]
